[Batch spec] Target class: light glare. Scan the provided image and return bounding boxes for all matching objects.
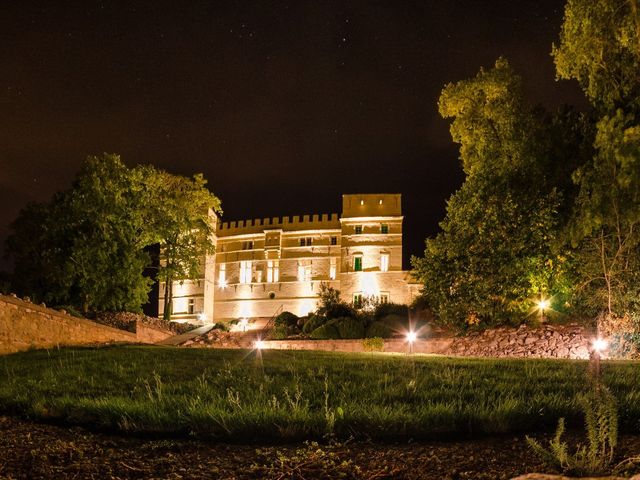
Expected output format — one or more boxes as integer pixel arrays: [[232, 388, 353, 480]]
[[592, 338, 608, 352], [406, 331, 417, 343], [537, 298, 550, 310], [255, 340, 265, 350]]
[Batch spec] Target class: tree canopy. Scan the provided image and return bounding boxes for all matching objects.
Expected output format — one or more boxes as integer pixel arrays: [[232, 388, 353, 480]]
[[5, 154, 221, 316], [414, 0, 640, 328]]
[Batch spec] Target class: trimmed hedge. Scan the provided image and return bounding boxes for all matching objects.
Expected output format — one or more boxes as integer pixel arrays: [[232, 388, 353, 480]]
[[303, 315, 326, 334], [275, 311, 299, 328], [310, 321, 340, 340], [374, 303, 409, 320], [335, 317, 365, 339], [366, 321, 392, 338]]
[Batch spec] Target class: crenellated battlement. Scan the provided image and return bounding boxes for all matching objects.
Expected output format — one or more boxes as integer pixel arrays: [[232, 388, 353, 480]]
[[218, 213, 340, 236]]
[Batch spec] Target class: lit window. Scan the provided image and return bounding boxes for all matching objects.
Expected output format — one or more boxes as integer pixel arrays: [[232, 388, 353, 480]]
[[353, 293, 362, 307], [380, 253, 389, 272], [355, 225, 362, 235], [379, 199, 383, 205], [330, 236, 337, 245], [266, 260, 279, 283], [218, 263, 226, 286], [380, 224, 389, 234], [354, 255, 362, 272], [242, 241, 253, 250], [188, 298, 195, 314], [360, 199, 364, 205], [329, 257, 337, 280], [298, 261, 311, 281], [239, 260, 252, 284]]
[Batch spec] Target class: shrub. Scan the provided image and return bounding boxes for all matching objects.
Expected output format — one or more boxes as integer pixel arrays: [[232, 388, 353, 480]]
[[374, 302, 408, 320], [335, 317, 365, 339], [380, 313, 408, 331], [275, 311, 299, 328], [211, 322, 229, 332], [362, 337, 384, 352], [316, 283, 356, 319], [303, 314, 327, 334], [270, 325, 288, 340], [310, 322, 340, 340], [366, 321, 392, 338]]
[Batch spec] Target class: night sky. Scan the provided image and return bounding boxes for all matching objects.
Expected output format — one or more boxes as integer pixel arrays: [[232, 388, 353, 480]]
[[0, 1, 586, 271]]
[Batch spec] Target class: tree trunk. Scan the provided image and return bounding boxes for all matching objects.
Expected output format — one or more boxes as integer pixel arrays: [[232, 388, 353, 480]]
[[163, 273, 173, 320]]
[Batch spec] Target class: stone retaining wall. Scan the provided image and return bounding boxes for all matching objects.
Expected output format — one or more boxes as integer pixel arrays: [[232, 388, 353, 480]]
[[0, 295, 172, 355], [258, 324, 592, 359], [447, 323, 593, 359]]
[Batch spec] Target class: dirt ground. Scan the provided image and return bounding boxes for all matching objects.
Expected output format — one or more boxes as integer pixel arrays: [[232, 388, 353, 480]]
[[1, 415, 640, 480]]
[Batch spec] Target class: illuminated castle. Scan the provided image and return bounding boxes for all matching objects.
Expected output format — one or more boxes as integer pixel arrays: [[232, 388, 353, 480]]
[[159, 194, 419, 323]]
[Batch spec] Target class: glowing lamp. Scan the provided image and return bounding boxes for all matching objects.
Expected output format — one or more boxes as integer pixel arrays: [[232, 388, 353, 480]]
[[537, 299, 550, 311], [592, 338, 608, 353], [406, 331, 417, 343], [197, 312, 207, 322], [255, 340, 265, 350]]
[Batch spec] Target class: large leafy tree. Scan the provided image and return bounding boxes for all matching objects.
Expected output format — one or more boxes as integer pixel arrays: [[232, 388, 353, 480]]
[[412, 59, 573, 328], [554, 0, 640, 316], [142, 169, 221, 320], [6, 154, 222, 317], [7, 154, 153, 313]]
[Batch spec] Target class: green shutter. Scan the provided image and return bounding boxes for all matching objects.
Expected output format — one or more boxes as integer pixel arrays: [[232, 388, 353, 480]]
[[354, 257, 362, 271]]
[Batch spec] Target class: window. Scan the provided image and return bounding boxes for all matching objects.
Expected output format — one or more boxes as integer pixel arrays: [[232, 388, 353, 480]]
[[380, 224, 389, 234], [267, 260, 279, 283], [239, 260, 252, 284], [188, 298, 195, 314], [242, 240, 253, 250], [354, 255, 362, 272], [380, 253, 389, 272], [299, 238, 312, 246], [355, 225, 362, 235], [218, 263, 227, 286], [353, 293, 363, 307], [298, 260, 311, 281], [329, 257, 337, 280], [330, 236, 337, 245], [380, 293, 389, 304]]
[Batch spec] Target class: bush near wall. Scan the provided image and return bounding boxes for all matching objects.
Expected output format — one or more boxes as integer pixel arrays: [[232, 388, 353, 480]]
[[335, 317, 365, 339], [374, 303, 409, 320], [366, 321, 392, 338], [310, 320, 340, 340], [303, 314, 327, 334]]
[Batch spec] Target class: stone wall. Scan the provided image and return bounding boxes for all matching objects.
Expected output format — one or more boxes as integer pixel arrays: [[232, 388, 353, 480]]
[[446, 324, 592, 359], [256, 324, 593, 359], [0, 295, 173, 355]]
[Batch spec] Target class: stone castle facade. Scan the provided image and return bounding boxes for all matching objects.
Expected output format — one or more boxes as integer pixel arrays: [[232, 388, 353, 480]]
[[158, 194, 419, 323]]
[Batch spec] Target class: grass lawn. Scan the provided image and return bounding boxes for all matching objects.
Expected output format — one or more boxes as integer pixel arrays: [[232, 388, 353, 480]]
[[1, 346, 639, 442]]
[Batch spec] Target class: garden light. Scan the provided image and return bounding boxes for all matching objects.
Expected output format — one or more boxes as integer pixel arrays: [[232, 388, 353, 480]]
[[537, 298, 549, 311], [592, 338, 608, 353], [255, 340, 265, 350], [198, 312, 207, 322], [406, 331, 417, 343]]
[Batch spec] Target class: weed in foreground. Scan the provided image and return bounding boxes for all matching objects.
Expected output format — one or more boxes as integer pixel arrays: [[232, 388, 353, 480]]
[[527, 385, 618, 476]]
